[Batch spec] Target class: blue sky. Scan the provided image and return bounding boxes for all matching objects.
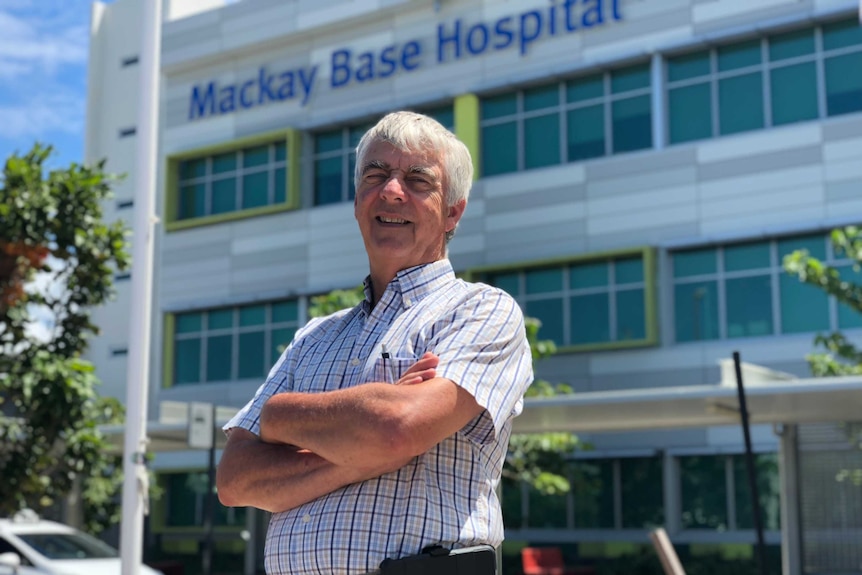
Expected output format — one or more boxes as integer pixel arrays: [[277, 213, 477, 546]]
[[0, 0, 96, 169]]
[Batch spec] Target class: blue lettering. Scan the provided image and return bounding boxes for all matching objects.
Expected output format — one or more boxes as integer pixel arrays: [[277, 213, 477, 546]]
[[356, 52, 374, 82], [466, 23, 489, 55], [564, 0, 579, 31], [278, 71, 296, 100], [493, 17, 514, 49], [189, 82, 215, 120], [298, 66, 317, 105], [258, 67, 277, 103], [239, 79, 255, 108], [401, 41, 421, 70], [437, 20, 461, 62], [331, 49, 352, 88], [218, 86, 236, 114], [379, 45, 397, 78], [582, 0, 604, 27], [519, 10, 542, 55], [612, 0, 622, 20]]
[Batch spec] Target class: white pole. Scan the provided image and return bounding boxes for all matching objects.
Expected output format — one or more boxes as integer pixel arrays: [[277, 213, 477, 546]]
[[120, 0, 161, 573]]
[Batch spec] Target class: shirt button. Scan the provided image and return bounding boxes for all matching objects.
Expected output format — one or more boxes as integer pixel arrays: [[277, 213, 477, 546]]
[[351, 358, 360, 366], [404, 297, 412, 306], [302, 514, 311, 523]]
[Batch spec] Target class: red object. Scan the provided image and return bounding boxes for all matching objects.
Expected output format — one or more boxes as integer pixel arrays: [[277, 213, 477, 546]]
[[521, 547, 595, 575]]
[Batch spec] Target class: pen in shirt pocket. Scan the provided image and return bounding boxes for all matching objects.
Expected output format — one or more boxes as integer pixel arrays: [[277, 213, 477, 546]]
[[380, 344, 398, 384]]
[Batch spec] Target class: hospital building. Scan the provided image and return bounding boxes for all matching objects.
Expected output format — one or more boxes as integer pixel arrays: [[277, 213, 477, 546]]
[[85, 0, 862, 573]]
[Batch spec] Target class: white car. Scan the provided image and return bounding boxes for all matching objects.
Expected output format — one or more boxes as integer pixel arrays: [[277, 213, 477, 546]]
[[0, 510, 162, 575]]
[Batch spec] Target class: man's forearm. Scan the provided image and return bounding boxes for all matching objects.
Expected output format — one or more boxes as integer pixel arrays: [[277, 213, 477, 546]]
[[259, 382, 404, 467], [217, 430, 385, 513], [260, 375, 482, 468]]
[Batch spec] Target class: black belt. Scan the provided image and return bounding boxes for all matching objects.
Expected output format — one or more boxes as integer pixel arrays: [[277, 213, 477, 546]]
[[373, 545, 497, 575]]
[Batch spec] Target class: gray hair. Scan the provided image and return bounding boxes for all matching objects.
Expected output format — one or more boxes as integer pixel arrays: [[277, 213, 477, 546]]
[[354, 111, 473, 241]]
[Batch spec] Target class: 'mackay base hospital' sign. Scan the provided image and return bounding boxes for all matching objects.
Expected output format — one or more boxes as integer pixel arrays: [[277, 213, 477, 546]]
[[188, 0, 623, 120]]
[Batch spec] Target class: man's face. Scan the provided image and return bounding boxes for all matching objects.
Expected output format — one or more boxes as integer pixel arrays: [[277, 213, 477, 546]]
[[354, 141, 465, 274]]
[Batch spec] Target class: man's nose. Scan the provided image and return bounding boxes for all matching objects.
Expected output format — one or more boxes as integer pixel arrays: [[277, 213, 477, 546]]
[[379, 176, 406, 201]]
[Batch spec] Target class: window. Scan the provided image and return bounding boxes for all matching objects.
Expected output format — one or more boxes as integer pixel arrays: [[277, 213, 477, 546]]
[[823, 19, 862, 116], [572, 459, 615, 529], [672, 232, 857, 343], [667, 18, 862, 145], [176, 139, 288, 220], [162, 471, 246, 527], [121, 55, 139, 67], [503, 456, 663, 531], [172, 300, 300, 386], [313, 122, 372, 206], [312, 105, 453, 207], [620, 457, 664, 528], [477, 250, 652, 351], [119, 127, 137, 138], [480, 62, 652, 176], [116, 199, 134, 209], [680, 454, 780, 531]]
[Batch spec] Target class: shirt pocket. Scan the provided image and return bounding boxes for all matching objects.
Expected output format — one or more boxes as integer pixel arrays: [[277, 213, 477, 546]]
[[367, 355, 421, 384]]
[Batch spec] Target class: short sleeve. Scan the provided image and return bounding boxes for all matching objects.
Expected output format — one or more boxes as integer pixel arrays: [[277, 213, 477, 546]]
[[429, 286, 533, 445], [222, 315, 325, 436]]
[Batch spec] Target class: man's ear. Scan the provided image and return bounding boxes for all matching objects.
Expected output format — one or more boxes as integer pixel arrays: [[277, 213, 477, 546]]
[[445, 199, 467, 232]]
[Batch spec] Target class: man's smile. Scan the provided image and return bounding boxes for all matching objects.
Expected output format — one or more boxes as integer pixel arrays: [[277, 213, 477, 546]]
[[376, 216, 410, 225]]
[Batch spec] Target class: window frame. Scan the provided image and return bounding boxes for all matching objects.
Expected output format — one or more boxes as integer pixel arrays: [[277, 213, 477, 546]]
[[466, 246, 658, 353], [164, 299, 302, 388], [165, 129, 300, 232]]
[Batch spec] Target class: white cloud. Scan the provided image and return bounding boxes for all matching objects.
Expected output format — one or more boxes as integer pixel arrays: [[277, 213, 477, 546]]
[[0, 93, 83, 139], [0, 9, 87, 79], [0, 2, 89, 143]]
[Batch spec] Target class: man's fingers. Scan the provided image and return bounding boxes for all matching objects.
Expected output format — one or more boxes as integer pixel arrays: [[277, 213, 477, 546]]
[[390, 352, 440, 385], [396, 369, 436, 386]]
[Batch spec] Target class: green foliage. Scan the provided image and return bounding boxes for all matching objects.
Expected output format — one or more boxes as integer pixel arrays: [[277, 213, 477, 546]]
[[0, 144, 129, 532], [308, 285, 364, 319], [308, 284, 581, 496], [783, 225, 862, 486], [783, 226, 862, 376]]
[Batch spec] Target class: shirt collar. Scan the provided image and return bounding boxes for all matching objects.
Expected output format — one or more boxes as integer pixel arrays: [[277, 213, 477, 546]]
[[362, 259, 455, 311]]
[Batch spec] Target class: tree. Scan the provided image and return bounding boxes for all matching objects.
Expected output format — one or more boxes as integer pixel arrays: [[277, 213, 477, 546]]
[[307, 286, 582, 496], [783, 225, 862, 485], [0, 144, 129, 532], [783, 226, 862, 376]]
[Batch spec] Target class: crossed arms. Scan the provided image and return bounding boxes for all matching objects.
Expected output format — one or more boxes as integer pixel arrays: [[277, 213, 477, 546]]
[[216, 352, 484, 513]]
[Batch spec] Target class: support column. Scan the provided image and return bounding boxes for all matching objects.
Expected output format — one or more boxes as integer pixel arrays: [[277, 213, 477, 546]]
[[778, 425, 802, 575], [663, 451, 681, 535], [651, 53, 664, 151]]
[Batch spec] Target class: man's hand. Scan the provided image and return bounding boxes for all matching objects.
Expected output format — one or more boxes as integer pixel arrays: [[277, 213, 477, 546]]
[[395, 352, 439, 385]]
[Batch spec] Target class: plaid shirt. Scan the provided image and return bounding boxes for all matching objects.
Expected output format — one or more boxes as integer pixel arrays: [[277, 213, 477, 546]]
[[225, 259, 533, 575]]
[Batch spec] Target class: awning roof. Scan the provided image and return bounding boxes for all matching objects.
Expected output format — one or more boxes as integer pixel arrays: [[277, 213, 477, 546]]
[[514, 373, 862, 434], [101, 361, 862, 452]]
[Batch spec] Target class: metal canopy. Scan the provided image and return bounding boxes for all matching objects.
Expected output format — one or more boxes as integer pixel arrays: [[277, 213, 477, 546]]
[[101, 361, 862, 452], [513, 361, 862, 434]]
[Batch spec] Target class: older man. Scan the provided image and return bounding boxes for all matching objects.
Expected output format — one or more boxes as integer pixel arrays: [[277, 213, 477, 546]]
[[217, 111, 533, 575]]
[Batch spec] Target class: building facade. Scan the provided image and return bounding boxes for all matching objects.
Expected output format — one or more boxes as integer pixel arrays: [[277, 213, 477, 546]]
[[86, 0, 862, 573]]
